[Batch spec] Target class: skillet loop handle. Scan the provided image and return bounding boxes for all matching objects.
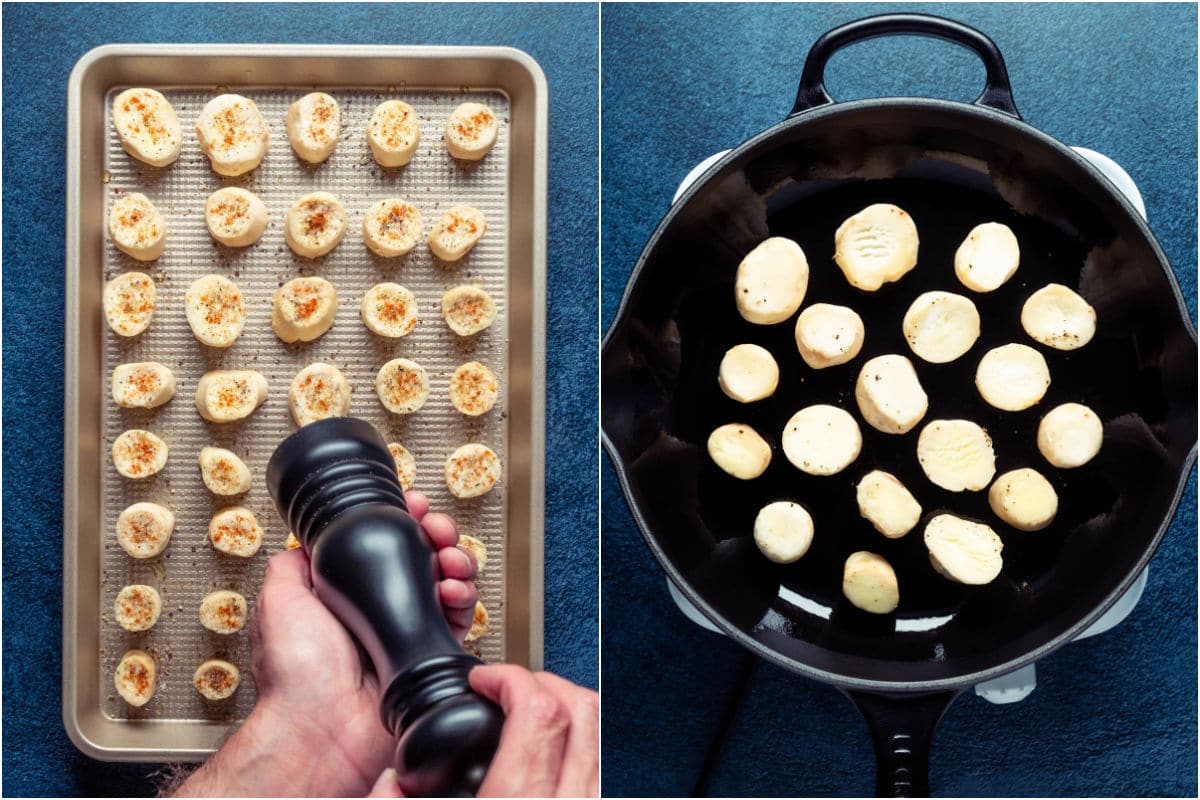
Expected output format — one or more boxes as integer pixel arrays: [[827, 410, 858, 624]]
[[791, 13, 1021, 119], [844, 688, 961, 797]]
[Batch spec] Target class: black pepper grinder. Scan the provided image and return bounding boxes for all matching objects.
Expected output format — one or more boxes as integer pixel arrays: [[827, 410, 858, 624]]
[[266, 417, 504, 797]]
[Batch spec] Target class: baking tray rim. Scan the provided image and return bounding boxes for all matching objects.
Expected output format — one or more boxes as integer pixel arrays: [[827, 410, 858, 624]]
[[63, 42, 547, 762]]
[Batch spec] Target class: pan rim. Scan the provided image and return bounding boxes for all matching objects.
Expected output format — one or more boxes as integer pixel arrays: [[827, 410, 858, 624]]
[[601, 95, 1198, 692]]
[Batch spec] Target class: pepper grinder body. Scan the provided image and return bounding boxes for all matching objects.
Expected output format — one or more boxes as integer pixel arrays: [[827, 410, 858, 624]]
[[267, 417, 503, 797]]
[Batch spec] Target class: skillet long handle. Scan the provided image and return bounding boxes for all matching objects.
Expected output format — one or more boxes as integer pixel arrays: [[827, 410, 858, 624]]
[[843, 689, 962, 797]]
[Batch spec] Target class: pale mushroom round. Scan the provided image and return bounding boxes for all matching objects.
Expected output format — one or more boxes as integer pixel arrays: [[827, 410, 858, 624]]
[[753, 501, 814, 564], [1021, 283, 1097, 351], [195, 94, 270, 176], [286, 92, 341, 163], [103, 272, 157, 336], [988, 468, 1059, 531], [204, 187, 268, 247], [834, 204, 919, 291], [362, 283, 420, 338], [272, 276, 338, 343], [734, 237, 809, 324], [445, 443, 502, 499], [794, 303, 865, 368], [917, 419, 996, 492], [975, 343, 1051, 411], [445, 102, 499, 160], [954, 222, 1021, 292], [902, 291, 981, 364], [208, 506, 264, 557], [842, 551, 900, 614], [109, 193, 166, 261], [114, 585, 162, 632], [855, 354, 928, 434], [441, 285, 497, 336], [781, 405, 862, 476], [718, 344, 779, 403], [707, 423, 772, 480], [116, 502, 175, 558], [376, 358, 430, 414], [112, 429, 168, 479], [1038, 402, 1103, 468], [112, 88, 182, 167], [924, 514, 1004, 585], [856, 470, 922, 539]]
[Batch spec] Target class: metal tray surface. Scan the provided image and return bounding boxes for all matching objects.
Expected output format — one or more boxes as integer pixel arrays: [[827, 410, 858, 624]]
[[65, 45, 546, 761]]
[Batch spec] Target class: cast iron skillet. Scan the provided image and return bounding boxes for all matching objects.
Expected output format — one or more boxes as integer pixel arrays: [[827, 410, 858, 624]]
[[601, 13, 1197, 797]]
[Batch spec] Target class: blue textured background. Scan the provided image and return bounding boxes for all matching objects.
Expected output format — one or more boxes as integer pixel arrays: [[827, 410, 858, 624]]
[[602, 3, 1197, 797], [1, 3, 597, 796]]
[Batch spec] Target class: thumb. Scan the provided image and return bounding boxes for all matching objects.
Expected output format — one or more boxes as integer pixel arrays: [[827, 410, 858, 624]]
[[366, 768, 405, 798]]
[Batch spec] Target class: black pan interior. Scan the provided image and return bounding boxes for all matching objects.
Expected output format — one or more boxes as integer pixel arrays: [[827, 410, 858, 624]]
[[601, 100, 1197, 687]]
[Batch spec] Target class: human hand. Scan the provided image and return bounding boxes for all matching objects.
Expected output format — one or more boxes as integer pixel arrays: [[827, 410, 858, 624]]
[[368, 665, 599, 797], [473, 666, 599, 797], [175, 491, 477, 798]]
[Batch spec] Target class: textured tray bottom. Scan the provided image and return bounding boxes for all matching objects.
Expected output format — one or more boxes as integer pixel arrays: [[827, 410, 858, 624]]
[[99, 84, 511, 723]]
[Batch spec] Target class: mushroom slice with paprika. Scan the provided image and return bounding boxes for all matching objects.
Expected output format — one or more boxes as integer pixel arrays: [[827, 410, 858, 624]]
[[428, 206, 487, 261], [445, 102, 499, 161], [286, 92, 341, 164], [208, 506, 264, 557], [284, 191, 348, 258], [195, 370, 269, 423], [116, 502, 174, 558], [194, 659, 240, 700], [114, 585, 162, 632], [363, 199, 423, 257], [112, 429, 169, 479], [112, 362, 176, 409], [288, 363, 351, 427], [368, 100, 420, 168], [445, 444, 502, 499], [441, 285, 497, 336], [272, 276, 338, 343], [448, 361, 499, 417], [204, 187, 268, 247], [198, 446, 252, 495], [115, 650, 157, 706], [195, 94, 269, 176], [103, 272, 157, 336], [112, 88, 182, 167], [199, 590, 248, 634], [185, 274, 246, 348], [362, 283, 419, 338], [109, 193, 166, 261], [376, 358, 429, 415]]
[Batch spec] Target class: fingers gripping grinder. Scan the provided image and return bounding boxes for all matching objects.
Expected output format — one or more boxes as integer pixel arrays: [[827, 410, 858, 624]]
[[267, 417, 503, 797]]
